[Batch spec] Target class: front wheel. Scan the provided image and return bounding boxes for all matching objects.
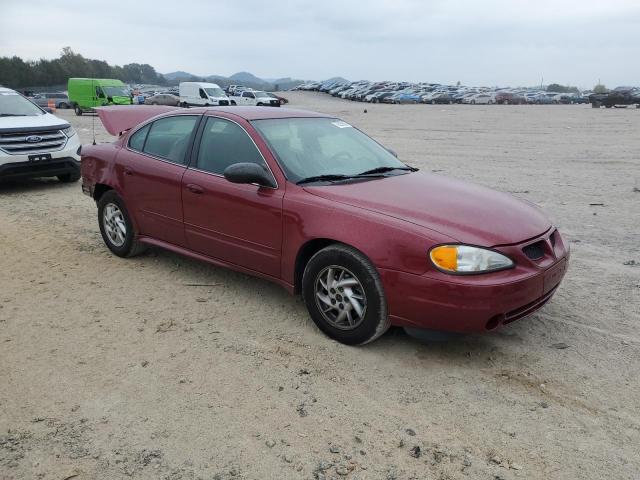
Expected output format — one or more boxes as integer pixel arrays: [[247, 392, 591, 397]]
[[302, 244, 390, 345], [97, 191, 145, 258], [74, 105, 82, 116]]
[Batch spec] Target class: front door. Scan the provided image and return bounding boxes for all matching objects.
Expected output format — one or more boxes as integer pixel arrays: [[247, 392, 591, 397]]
[[117, 114, 200, 246], [182, 116, 283, 277]]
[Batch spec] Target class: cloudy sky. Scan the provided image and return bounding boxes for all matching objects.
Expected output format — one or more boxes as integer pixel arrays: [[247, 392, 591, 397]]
[[1, 0, 639, 87]]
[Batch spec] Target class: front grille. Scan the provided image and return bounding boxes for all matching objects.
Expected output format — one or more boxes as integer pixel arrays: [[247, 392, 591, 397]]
[[0, 129, 67, 155], [522, 240, 545, 260]]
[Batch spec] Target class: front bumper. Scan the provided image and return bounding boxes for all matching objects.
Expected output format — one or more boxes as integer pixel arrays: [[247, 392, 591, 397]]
[[380, 230, 570, 333], [0, 136, 81, 180]]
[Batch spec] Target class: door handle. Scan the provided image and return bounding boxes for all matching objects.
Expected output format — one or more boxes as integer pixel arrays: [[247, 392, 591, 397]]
[[186, 183, 204, 194], [123, 167, 134, 176]]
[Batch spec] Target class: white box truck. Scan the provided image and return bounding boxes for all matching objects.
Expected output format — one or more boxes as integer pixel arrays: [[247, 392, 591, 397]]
[[179, 82, 230, 107]]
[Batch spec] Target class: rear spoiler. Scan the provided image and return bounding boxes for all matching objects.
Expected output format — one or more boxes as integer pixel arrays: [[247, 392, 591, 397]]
[[95, 105, 180, 136]]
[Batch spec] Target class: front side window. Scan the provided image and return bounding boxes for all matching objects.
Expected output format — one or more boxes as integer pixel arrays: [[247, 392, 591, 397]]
[[103, 86, 129, 97], [142, 115, 198, 164], [199, 89, 208, 99], [204, 87, 225, 98], [195, 117, 267, 175], [252, 117, 406, 183]]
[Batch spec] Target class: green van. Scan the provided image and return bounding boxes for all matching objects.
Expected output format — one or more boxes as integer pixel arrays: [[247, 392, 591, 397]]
[[67, 78, 132, 116]]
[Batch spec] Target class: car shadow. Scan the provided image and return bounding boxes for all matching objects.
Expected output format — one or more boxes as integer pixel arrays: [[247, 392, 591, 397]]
[[0, 177, 71, 194]]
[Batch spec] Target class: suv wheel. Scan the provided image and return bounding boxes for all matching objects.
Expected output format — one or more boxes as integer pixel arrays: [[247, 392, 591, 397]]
[[97, 191, 145, 258], [302, 244, 390, 345], [57, 172, 81, 183]]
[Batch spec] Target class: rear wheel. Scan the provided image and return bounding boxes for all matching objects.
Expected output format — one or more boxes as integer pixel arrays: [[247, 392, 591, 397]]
[[74, 105, 82, 116], [97, 191, 145, 258], [302, 244, 390, 345], [58, 102, 69, 109], [57, 171, 80, 183]]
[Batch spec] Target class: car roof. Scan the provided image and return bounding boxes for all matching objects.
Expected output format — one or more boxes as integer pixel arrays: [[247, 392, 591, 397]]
[[188, 106, 332, 121]]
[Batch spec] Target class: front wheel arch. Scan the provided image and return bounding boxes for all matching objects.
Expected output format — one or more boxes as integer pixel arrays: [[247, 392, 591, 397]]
[[293, 238, 339, 294]]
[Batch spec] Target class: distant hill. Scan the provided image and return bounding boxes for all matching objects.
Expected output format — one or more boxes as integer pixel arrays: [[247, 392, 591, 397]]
[[161, 70, 308, 91], [163, 71, 200, 81], [229, 71, 266, 84]]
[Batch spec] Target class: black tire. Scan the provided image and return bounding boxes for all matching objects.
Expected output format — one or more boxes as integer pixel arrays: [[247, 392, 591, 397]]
[[74, 105, 82, 116], [302, 244, 390, 345], [97, 191, 145, 258], [57, 171, 81, 183], [58, 102, 69, 109], [257, 102, 264, 106]]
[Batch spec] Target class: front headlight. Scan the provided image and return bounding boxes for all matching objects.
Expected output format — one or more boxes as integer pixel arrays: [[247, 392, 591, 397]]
[[430, 245, 514, 274], [61, 126, 77, 138]]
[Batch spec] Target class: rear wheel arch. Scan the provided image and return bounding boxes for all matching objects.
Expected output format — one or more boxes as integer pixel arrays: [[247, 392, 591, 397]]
[[93, 183, 113, 202]]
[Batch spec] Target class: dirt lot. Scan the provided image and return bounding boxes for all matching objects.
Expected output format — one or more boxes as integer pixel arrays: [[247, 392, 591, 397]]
[[1, 93, 639, 480]]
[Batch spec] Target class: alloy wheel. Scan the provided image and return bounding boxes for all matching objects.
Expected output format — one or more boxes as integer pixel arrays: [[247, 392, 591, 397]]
[[103, 203, 127, 247], [315, 266, 367, 330]]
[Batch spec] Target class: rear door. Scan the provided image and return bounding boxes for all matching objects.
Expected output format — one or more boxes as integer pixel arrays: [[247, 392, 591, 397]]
[[181, 115, 283, 276], [116, 114, 200, 246]]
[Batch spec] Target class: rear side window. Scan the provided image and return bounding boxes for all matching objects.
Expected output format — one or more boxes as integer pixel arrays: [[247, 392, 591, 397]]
[[128, 124, 150, 151], [195, 117, 266, 175], [143, 115, 198, 164]]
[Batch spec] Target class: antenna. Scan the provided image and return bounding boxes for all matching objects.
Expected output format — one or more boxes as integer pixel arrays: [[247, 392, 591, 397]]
[[92, 78, 96, 145]]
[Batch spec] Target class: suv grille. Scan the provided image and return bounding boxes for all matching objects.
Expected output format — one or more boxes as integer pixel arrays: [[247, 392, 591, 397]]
[[522, 240, 546, 260], [0, 129, 67, 155]]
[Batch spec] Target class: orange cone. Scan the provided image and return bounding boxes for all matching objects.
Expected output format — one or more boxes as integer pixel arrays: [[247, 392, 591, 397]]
[[47, 98, 56, 113]]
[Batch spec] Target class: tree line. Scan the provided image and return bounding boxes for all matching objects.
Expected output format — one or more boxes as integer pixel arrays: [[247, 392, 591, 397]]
[[0, 47, 167, 89]]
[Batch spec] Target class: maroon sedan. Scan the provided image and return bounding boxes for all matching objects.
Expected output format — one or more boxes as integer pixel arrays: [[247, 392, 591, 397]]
[[81, 106, 569, 345]]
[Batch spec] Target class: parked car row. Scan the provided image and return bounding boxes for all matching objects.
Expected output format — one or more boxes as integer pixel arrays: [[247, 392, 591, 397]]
[[294, 79, 603, 106], [589, 87, 640, 108]]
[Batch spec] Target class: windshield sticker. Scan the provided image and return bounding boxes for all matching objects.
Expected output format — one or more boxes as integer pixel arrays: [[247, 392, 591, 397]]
[[331, 120, 352, 128]]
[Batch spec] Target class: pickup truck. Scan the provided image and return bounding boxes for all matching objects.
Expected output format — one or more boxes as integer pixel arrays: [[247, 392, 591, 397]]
[[230, 90, 280, 107]]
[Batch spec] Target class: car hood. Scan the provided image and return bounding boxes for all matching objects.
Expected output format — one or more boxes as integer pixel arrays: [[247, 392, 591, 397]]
[[0, 112, 69, 133], [303, 172, 551, 247]]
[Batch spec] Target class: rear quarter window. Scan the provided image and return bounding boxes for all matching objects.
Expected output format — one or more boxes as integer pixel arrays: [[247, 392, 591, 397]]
[[128, 124, 150, 151]]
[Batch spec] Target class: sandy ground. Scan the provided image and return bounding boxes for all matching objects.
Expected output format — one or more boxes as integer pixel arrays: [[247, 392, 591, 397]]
[[1, 93, 639, 480]]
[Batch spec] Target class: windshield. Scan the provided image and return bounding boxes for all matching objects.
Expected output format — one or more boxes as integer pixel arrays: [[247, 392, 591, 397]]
[[0, 92, 44, 116], [204, 87, 226, 98], [103, 86, 129, 97], [252, 117, 408, 183]]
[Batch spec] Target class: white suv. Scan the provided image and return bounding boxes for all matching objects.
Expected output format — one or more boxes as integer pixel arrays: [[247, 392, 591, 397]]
[[0, 87, 81, 182]]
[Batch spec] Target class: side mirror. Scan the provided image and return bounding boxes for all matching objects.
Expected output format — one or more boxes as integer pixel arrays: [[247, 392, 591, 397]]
[[224, 163, 276, 188]]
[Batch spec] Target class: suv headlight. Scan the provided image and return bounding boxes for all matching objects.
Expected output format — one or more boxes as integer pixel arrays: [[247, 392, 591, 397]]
[[61, 126, 77, 138], [430, 245, 514, 274]]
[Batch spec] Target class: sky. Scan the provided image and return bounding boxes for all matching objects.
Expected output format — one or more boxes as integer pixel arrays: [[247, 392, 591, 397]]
[[1, 0, 639, 88]]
